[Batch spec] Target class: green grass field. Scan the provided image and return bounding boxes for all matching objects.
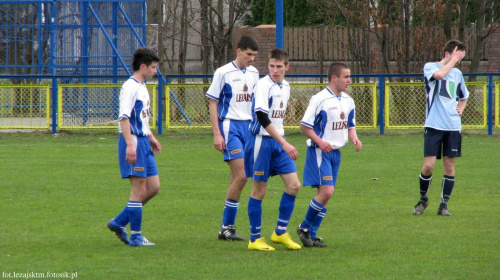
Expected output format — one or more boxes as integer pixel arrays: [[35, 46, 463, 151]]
[[1, 129, 499, 280]]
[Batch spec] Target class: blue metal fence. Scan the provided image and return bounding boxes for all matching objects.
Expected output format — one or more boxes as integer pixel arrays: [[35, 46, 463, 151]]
[[0, 73, 498, 135]]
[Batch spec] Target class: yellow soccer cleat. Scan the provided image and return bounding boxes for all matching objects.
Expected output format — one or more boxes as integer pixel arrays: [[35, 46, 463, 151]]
[[248, 237, 275, 251], [271, 231, 302, 250]]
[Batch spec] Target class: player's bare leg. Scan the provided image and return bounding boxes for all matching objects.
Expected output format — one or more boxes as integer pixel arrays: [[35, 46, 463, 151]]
[[142, 175, 160, 205], [226, 158, 248, 201], [219, 158, 247, 241]]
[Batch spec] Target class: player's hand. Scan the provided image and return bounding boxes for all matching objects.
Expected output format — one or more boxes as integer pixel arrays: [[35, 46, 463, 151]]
[[456, 106, 463, 116], [352, 139, 362, 152], [317, 139, 334, 153], [282, 142, 298, 161], [451, 46, 465, 63], [213, 135, 225, 153], [126, 145, 137, 164], [150, 138, 162, 154]]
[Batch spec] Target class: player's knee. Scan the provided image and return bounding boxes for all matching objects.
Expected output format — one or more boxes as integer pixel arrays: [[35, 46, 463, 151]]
[[286, 181, 301, 195], [319, 186, 334, 200]]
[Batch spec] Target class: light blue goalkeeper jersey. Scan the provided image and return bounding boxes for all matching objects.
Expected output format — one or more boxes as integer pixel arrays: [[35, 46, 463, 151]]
[[423, 62, 469, 131]]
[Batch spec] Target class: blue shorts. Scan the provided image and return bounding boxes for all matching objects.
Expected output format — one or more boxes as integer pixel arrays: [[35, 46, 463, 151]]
[[220, 119, 250, 161], [423, 127, 462, 159], [118, 134, 158, 178], [303, 147, 341, 187], [244, 134, 297, 182]]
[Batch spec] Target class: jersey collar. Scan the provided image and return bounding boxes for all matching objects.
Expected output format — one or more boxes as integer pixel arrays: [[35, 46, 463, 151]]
[[130, 77, 145, 84], [232, 61, 246, 73], [326, 87, 343, 100]]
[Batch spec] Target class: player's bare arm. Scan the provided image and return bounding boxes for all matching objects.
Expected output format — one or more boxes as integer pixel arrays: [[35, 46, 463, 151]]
[[300, 124, 333, 153], [348, 128, 362, 152], [148, 134, 161, 154], [456, 99, 467, 116], [264, 123, 298, 160], [434, 47, 465, 80], [120, 118, 137, 164], [208, 99, 225, 152]]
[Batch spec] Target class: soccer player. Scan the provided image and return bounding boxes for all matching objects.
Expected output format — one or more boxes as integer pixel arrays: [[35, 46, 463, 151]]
[[413, 40, 469, 216], [206, 35, 259, 241], [296, 62, 362, 248], [107, 47, 161, 246], [245, 49, 302, 251]]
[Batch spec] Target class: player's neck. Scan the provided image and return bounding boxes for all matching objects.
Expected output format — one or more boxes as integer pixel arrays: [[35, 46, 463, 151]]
[[328, 85, 341, 96], [438, 57, 449, 67], [132, 72, 146, 83], [233, 60, 246, 70]]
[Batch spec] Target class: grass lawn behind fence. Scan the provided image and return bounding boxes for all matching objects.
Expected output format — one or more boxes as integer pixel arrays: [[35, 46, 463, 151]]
[[0, 129, 498, 280]]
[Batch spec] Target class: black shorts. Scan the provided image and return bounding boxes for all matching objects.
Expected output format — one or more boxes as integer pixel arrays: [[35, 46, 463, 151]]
[[423, 127, 462, 159]]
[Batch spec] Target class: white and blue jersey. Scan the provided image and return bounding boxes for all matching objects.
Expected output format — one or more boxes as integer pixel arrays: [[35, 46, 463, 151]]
[[206, 61, 259, 121], [118, 77, 152, 136], [423, 62, 469, 131], [244, 75, 296, 181], [249, 75, 290, 136], [300, 87, 356, 149]]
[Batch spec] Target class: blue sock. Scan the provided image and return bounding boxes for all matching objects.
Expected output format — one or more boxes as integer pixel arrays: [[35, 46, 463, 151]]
[[247, 197, 262, 242], [275, 192, 296, 235], [127, 201, 143, 238], [300, 198, 324, 230], [221, 199, 239, 227], [114, 206, 129, 226], [310, 208, 327, 239]]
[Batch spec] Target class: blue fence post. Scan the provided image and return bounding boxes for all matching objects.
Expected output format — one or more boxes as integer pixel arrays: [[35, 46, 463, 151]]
[[50, 2, 57, 134], [488, 75, 493, 135], [158, 77, 164, 135], [378, 75, 385, 135], [276, 0, 284, 49]]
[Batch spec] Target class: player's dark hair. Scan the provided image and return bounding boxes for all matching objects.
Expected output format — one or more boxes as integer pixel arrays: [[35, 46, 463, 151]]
[[269, 48, 288, 65], [132, 48, 160, 72], [328, 62, 349, 82], [237, 35, 259, 51], [443, 39, 466, 55]]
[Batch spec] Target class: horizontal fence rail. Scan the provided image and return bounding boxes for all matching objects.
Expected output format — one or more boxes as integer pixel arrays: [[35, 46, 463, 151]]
[[0, 74, 498, 135]]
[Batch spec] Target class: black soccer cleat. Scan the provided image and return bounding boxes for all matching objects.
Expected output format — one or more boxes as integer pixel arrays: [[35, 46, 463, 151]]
[[413, 200, 429, 215], [438, 203, 452, 216], [218, 225, 245, 241], [296, 226, 313, 247], [312, 237, 328, 248]]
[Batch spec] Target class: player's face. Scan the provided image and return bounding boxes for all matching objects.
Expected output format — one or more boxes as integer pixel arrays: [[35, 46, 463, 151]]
[[331, 68, 351, 93], [268, 58, 289, 84], [235, 48, 258, 68], [141, 62, 158, 80]]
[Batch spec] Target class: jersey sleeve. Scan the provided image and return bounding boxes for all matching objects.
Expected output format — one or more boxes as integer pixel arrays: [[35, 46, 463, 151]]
[[348, 99, 356, 128], [206, 69, 223, 101], [300, 95, 318, 128], [423, 62, 439, 82], [253, 79, 270, 114], [118, 85, 137, 120], [457, 71, 469, 100]]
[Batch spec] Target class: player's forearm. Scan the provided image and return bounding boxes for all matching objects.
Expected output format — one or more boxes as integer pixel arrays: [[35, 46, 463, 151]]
[[458, 99, 467, 111], [208, 100, 222, 137], [264, 123, 286, 146], [348, 128, 359, 143], [120, 118, 134, 146], [300, 125, 322, 145], [433, 58, 460, 80]]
